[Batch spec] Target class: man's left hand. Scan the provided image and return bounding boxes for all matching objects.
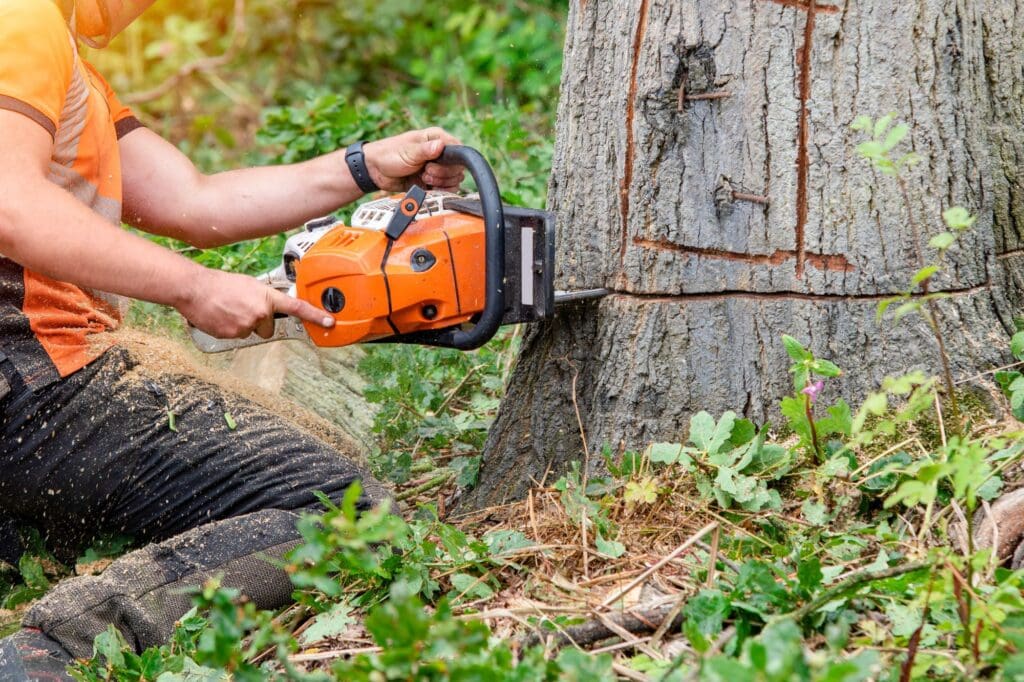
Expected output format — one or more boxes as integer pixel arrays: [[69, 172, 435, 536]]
[[363, 128, 465, 193]]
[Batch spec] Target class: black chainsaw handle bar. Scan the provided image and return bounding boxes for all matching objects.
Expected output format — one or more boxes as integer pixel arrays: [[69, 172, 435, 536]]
[[387, 144, 506, 351]]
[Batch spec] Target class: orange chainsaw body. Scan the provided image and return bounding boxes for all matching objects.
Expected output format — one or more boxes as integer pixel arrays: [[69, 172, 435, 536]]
[[294, 210, 486, 347]]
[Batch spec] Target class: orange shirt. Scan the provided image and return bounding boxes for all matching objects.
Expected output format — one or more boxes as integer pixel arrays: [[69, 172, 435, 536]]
[[0, 0, 141, 387]]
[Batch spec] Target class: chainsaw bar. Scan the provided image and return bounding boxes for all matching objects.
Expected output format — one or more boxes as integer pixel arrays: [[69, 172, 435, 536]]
[[554, 288, 610, 304]]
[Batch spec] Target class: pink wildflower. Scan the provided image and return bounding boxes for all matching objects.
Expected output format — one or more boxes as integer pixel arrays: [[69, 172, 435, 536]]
[[802, 380, 825, 403]]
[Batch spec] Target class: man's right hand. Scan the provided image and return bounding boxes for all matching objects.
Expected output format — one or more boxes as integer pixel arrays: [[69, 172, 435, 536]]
[[177, 268, 335, 339]]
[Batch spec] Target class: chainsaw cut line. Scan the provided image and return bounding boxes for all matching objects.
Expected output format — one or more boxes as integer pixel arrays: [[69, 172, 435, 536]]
[[618, 0, 651, 268], [601, 281, 991, 304], [758, 0, 840, 279], [633, 237, 854, 272]]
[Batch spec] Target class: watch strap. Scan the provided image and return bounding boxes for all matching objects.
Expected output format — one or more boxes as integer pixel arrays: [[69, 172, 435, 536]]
[[345, 141, 380, 194]]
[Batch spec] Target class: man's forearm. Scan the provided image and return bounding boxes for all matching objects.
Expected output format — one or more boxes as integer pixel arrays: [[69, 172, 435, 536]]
[[191, 151, 363, 246], [0, 177, 205, 309], [121, 130, 363, 248], [120, 127, 463, 250]]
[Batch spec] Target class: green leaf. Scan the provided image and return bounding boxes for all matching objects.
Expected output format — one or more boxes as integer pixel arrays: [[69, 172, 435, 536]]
[[300, 602, 355, 644], [911, 265, 940, 285], [942, 206, 976, 231], [168, 410, 177, 432], [648, 442, 692, 467], [223, 412, 237, 431], [892, 301, 921, 321], [876, 296, 903, 322], [682, 589, 731, 653], [449, 573, 494, 601], [483, 529, 535, 556], [802, 499, 829, 525], [624, 478, 659, 505], [850, 115, 873, 132], [94, 624, 128, 669], [689, 411, 736, 455], [797, 556, 824, 595], [1011, 332, 1024, 361], [817, 399, 853, 438], [857, 140, 884, 160], [882, 123, 909, 151], [927, 233, 956, 251], [595, 533, 626, 559], [729, 418, 758, 447], [873, 112, 895, 139], [782, 335, 810, 361], [811, 359, 842, 378]]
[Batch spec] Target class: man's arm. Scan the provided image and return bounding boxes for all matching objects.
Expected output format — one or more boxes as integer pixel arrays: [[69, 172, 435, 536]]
[[0, 110, 333, 339], [120, 127, 464, 249]]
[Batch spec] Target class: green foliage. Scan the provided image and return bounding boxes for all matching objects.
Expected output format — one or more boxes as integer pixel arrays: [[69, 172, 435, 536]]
[[286, 485, 503, 610], [779, 335, 850, 463], [359, 332, 515, 486], [331, 584, 614, 681], [996, 331, 1024, 421]]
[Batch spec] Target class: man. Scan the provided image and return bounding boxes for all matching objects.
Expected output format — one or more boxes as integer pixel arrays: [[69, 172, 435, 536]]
[[0, 0, 464, 677]]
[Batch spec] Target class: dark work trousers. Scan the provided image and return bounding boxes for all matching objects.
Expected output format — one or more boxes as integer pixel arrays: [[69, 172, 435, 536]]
[[0, 345, 390, 657]]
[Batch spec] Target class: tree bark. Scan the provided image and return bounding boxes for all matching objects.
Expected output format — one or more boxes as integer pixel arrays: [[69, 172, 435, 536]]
[[464, 0, 1024, 508]]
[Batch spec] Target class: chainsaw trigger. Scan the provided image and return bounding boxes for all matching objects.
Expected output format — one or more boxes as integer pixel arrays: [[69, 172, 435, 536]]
[[384, 185, 427, 241]]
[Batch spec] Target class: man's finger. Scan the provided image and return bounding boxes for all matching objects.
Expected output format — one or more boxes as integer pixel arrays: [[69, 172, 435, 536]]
[[271, 290, 335, 328]]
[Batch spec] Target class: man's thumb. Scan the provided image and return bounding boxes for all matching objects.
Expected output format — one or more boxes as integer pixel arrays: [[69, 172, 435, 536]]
[[422, 139, 444, 160]]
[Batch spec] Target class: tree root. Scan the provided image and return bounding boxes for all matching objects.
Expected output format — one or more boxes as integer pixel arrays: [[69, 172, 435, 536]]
[[973, 488, 1024, 564]]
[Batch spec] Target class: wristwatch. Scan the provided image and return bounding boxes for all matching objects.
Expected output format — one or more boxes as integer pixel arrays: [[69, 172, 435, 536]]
[[345, 141, 380, 194]]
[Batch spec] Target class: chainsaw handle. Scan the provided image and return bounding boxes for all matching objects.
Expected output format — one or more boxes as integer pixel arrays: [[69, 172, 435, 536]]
[[387, 145, 506, 350]]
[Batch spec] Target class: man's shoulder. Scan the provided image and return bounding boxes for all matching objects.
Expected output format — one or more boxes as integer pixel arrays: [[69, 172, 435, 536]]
[[0, 0, 69, 36]]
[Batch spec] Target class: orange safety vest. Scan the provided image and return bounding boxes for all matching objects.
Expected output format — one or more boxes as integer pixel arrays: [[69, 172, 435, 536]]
[[0, 0, 141, 388]]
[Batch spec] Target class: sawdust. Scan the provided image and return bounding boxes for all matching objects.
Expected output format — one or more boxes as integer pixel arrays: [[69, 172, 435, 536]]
[[110, 328, 368, 464]]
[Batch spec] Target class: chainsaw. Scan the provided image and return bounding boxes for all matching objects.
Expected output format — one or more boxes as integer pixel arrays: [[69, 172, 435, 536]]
[[189, 146, 606, 353]]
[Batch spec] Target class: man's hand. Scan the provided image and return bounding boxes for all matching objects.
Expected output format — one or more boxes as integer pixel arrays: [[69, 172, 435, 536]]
[[177, 269, 335, 339], [363, 128, 465, 193]]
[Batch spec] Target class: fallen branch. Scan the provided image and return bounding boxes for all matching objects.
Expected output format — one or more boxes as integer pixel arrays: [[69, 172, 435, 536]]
[[779, 560, 933, 624], [396, 471, 454, 501], [518, 601, 681, 650]]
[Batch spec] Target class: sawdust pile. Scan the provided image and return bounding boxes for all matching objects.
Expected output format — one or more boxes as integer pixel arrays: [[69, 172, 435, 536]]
[[112, 329, 367, 463]]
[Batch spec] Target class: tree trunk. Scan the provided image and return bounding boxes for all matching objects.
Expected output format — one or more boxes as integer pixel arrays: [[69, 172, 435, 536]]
[[463, 0, 1024, 508]]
